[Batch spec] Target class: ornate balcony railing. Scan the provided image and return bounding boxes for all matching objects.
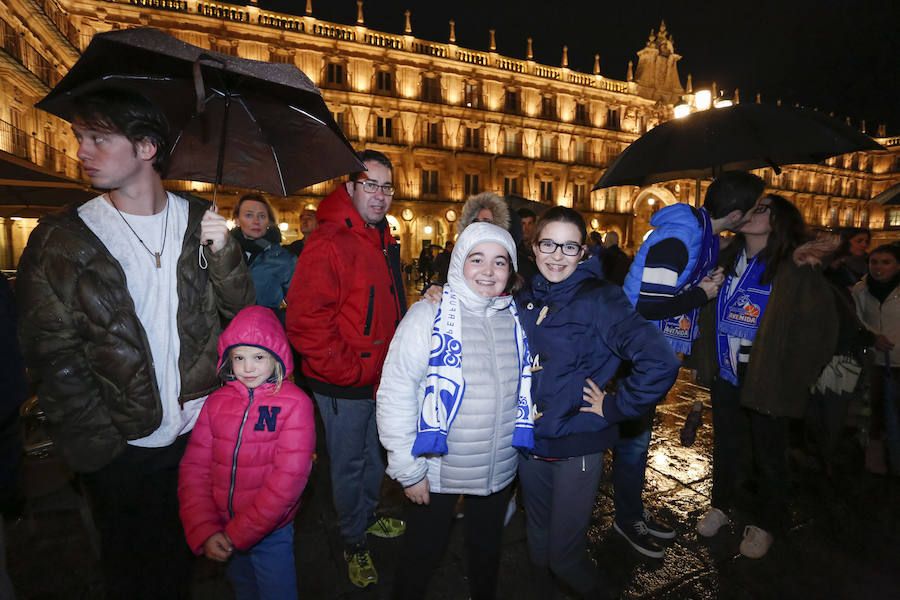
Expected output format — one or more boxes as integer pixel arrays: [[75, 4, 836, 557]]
[[95, 0, 631, 97], [0, 19, 62, 87], [0, 120, 85, 182], [128, 0, 188, 12]]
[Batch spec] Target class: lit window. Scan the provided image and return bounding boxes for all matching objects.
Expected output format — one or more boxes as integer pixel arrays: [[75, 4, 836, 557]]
[[540, 180, 554, 202], [464, 127, 481, 151], [541, 96, 556, 119], [421, 76, 442, 103], [505, 89, 519, 113], [464, 82, 479, 108], [376, 70, 392, 93], [573, 183, 586, 205], [421, 170, 439, 195], [326, 63, 344, 85], [575, 103, 588, 124], [888, 209, 900, 228], [465, 174, 480, 195]]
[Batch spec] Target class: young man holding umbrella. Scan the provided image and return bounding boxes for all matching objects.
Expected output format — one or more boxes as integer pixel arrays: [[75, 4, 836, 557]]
[[16, 86, 255, 599], [287, 149, 407, 588], [614, 171, 764, 557]]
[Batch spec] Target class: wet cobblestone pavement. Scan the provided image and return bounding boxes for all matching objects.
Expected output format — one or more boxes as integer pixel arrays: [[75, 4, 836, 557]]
[[8, 367, 900, 599]]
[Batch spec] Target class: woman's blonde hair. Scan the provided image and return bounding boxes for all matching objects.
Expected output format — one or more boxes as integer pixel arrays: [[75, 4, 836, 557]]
[[217, 346, 286, 393]]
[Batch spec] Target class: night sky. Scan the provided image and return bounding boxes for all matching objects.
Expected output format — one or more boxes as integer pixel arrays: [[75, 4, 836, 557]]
[[262, 0, 900, 135]]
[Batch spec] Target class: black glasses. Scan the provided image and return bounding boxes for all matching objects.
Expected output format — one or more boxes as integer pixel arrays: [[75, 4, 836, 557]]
[[354, 180, 395, 196], [753, 204, 771, 214], [537, 239, 582, 256]]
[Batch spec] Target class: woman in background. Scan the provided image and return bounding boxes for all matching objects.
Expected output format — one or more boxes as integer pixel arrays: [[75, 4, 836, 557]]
[[231, 194, 296, 323], [692, 195, 837, 558]]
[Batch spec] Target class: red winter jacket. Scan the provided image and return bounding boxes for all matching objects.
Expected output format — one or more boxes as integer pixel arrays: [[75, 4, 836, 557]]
[[286, 185, 406, 399], [178, 306, 315, 553]]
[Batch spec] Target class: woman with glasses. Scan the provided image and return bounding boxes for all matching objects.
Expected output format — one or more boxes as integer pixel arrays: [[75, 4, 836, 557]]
[[422, 206, 679, 597], [690, 195, 837, 558], [516, 206, 679, 598]]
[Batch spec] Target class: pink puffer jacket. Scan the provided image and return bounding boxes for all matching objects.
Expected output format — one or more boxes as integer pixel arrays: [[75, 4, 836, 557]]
[[178, 306, 315, 552]]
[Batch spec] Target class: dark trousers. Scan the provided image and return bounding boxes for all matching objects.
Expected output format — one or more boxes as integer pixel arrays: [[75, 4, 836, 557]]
[[612, 407, 655, 526], [711, 378, 789, 532], [82, 435, 192, 600], [869, 365, 900, 438], [313, 393, 384, 547], [518, 452, 605, 596], [393, 485, 511, 600], [806, 387, 853, 472], [226, 523, 297, 600]]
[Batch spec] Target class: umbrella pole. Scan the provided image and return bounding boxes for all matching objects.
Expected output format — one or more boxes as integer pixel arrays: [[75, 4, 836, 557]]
[[200, 91, 232, 270], [211, 91, 232, 212]]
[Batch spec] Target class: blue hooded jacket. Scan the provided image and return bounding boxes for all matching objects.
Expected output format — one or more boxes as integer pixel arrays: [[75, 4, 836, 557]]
[[517, 258, 680, 458], [622, 203, 706, 307]]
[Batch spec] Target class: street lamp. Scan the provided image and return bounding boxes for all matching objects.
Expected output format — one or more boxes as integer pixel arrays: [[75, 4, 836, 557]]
[[695, 90, 712, 111], [673, 101, 691, 119]]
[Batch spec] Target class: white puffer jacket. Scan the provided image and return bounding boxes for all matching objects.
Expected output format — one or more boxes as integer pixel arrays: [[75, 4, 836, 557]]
[[377, 224, 522, 495]]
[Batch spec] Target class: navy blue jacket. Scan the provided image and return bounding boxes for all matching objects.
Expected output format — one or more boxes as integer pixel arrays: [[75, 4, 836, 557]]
[[518, 258, 680, 458]]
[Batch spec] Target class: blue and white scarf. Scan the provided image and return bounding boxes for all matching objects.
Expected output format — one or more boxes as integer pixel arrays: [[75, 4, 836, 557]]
[[658, 208, 718, 354], [411, 286, 535, 456], [715, 253, 771, 385]]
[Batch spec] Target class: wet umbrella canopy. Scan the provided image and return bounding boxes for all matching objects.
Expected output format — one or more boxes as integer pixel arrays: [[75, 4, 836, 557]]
[[594, 103, 883, 189], [36, 27, 364, 196]]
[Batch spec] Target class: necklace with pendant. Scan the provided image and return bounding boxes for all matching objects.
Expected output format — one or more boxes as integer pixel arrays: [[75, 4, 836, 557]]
[[108, 193, 170, 268]]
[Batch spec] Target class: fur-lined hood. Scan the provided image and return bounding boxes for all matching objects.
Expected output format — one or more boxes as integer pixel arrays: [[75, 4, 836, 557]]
[[457, 192, 510, 234], [793, 233, 840, 267]]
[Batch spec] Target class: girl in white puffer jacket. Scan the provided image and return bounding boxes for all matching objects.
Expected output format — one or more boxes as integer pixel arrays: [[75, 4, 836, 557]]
[[377, 222, 534, 600]]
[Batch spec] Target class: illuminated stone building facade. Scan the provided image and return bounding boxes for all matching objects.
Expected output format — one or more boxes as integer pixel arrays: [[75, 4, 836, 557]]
[[2, 0, 899, 268]]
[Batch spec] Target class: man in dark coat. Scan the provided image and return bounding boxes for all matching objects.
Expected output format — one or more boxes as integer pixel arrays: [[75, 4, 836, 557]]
[[16, 87, 254, 599], [433, 241, 454, 284], [599, 231, 632, 286]]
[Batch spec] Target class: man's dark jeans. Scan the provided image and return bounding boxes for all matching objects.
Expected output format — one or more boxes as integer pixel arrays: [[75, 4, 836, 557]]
[[82, 434, 192, 600], [313, 393, 384, 547]]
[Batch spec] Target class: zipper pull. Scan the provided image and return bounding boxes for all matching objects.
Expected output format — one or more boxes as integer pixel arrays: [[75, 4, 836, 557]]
[[536, 306, 549, 325]]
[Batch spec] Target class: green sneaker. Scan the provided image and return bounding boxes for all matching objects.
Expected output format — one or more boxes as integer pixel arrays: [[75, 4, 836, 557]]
[[366, 515, 406, 538], [344, 545, 378, 588]]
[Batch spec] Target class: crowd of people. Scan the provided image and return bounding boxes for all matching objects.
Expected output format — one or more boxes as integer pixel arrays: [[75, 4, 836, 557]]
[[3, 85, 899, 600]]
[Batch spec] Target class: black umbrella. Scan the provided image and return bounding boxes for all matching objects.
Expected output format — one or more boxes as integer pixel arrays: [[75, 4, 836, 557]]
[[594, 103, 883, 189], [35, 27, 363, 197]]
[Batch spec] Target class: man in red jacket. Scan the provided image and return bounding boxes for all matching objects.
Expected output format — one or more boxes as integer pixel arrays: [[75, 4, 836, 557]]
[[286, 149, 407, 588]]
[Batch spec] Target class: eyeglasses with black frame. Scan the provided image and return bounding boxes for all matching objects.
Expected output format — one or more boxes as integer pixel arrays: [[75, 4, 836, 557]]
[[537, 239, 583, 256], [354, 179, 395, 196]]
